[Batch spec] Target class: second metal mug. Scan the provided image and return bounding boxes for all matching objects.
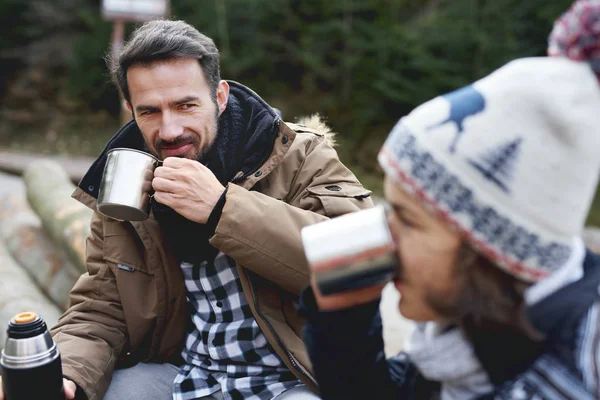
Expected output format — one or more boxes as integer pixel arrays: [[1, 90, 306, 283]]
[[97, 148, 159, 221], [301, 205, 398, 295]]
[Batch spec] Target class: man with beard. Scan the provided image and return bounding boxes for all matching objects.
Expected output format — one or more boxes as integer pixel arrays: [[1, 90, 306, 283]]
[[16, 20, 372, 400]]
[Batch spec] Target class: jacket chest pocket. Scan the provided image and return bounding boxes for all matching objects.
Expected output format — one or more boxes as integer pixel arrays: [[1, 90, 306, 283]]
[[306, 182, 372, 216], [103, 220, 152, 275]]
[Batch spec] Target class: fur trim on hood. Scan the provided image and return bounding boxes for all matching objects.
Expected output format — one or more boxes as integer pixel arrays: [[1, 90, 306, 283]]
[[295, 114, 337, 147]]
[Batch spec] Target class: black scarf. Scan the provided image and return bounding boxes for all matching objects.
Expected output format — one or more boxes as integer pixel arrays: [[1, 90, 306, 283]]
[[150, 82, 280, 264]]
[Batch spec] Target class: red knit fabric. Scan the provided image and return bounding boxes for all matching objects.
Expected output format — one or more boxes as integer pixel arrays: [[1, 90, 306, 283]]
[[548, 0, 600, 80]]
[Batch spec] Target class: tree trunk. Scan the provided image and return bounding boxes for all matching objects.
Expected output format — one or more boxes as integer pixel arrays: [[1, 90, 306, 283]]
[[0, 193, 81, 310], [23, 160, 92, 273], [0, 240, 62, 349]]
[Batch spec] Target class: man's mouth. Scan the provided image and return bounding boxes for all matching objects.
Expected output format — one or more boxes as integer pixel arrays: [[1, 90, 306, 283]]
[[160, 142, 194, 158]]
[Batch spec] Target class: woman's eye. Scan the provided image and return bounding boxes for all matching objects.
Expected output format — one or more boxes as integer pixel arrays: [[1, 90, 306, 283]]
[[399, 215, 415, 228]]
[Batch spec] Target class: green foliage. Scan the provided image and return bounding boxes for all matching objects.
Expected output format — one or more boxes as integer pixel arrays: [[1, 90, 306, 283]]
[[66, 6, 119, 112], [0, 0, 576, 133], [3, 0, 599, 222], [171, 0, 575, 169], [0, 0, 33, 96]]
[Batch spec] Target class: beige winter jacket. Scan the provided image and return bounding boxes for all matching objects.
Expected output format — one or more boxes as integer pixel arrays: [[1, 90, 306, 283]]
[[51, 118, 373, 400]]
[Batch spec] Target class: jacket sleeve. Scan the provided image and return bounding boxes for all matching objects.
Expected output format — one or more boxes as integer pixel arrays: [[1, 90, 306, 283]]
[[50, 212, 128, 400], [299, 287, 416, 399], [210, 134, 374, 294]]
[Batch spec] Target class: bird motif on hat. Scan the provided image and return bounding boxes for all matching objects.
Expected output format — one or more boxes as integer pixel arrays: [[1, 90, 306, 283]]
[[427, 85, 486, 153]]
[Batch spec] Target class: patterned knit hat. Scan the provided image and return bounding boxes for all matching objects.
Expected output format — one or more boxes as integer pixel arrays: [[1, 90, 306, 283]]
[[378, 57, 600, 282]]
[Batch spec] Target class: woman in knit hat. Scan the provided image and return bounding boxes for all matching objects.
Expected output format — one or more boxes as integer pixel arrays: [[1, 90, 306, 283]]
[[299, 1, 600, 399]]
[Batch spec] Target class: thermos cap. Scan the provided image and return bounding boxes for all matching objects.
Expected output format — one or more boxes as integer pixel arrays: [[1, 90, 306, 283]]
[[13, 312, 37, 324], [1, 312, 59, 369], [8, 312, 47, 340]]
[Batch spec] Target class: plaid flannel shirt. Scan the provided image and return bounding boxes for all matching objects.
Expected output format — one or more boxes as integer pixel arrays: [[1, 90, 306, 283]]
[[172, 253, 302, 400]]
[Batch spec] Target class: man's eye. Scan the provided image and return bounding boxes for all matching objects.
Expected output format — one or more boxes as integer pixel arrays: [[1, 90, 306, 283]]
[[181, 104, 197, 110]]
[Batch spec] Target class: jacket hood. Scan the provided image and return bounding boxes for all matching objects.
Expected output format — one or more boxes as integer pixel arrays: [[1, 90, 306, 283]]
[[295, 114, 336, 148], [78, 81, 281, 199]]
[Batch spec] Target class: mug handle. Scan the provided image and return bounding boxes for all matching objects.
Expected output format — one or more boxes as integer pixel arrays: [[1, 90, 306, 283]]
[[149, 160, 162, 198]]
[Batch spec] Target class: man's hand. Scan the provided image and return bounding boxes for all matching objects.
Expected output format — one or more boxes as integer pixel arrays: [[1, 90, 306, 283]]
[[311, 276, 385, 311], [152, 157, 226, 224], [0, 376, 76, 399]]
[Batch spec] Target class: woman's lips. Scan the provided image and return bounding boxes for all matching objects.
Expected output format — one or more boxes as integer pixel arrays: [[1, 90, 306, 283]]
[[393, 276, 404, 292], [161, 143, 193, 158]]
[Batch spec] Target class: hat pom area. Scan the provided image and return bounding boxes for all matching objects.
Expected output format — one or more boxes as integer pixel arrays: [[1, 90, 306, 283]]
[[548, 0, 600, 78]]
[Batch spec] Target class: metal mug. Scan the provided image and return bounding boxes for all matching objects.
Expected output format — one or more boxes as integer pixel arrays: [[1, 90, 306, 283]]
[[97, 148, 160, 221], [1, 312, 65, 400], [301, 205, 398, 295]]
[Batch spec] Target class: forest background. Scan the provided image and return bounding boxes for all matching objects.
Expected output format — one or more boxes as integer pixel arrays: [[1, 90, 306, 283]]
[[1, 0, 597, 224]]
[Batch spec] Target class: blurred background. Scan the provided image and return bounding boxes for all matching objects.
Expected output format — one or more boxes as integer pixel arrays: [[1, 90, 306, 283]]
[[0, 0, 598, 223]]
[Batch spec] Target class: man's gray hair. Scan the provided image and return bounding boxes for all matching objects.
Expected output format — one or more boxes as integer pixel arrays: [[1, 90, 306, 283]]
[[108, 20, 220, 103]]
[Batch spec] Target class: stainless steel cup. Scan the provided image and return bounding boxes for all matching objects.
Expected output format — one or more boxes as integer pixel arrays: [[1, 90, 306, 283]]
[[1, 312, 65, 400], [301, 205, 398, 295], [97, 148, 160, 221]]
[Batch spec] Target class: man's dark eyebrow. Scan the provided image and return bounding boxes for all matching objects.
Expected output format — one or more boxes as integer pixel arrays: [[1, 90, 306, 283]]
[[135, 96, 201, 113], [135, 104, 158, 113], [169, 96, 201, 107]]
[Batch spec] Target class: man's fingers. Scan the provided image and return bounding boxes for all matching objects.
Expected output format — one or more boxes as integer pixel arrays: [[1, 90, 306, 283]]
[[153, 166, 180, 180], [163, 156, 210, 172], [64, 378, 77, 399], [162, 156, 185, 168], [152, 177, 179, 193], [153, 191, 177, 207], [162, 156, 197, 168]]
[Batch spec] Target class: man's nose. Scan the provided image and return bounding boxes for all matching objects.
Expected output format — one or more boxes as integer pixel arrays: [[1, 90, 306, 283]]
[[158, 112, 184, 142]]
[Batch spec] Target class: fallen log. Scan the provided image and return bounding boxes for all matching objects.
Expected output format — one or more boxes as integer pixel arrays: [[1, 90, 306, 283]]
[[0, 150, 92, 184], [0, 194, 81, 310], [23, 160, 92, 273], [0, 240, 62, 349]]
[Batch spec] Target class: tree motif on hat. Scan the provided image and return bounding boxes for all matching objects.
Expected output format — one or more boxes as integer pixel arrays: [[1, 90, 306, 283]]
[[427, 85, 486, 153], [468, 138, 523, 194]]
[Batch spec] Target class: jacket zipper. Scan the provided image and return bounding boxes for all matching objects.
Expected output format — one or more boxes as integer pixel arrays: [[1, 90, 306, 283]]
[[243, 119, 315, 385], [249, 276, 317, 387]]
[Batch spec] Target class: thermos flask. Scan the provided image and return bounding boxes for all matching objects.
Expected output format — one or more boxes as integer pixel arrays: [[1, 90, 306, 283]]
[[1, 312, 65, 400]]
